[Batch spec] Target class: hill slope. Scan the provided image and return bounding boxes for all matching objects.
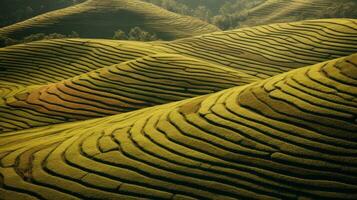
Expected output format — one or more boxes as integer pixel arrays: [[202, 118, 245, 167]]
[[0, 0, 219, 41], [1, 19, 356, 132], [0, 0, 85, 28], [0, 54, 258, 132], [242, 0, 357, 26], [161, 19, 357, 78], [0, 53, 356, 199], [1, 19, 356, 84]]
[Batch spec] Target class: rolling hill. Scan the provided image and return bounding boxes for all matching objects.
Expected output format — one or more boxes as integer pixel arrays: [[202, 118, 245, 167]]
[[0, 0, 85, 28], [1, 18, 356, 133], [0, 0, 356, 197], [0, 0, 219, 41], [241, 0, 357, 27], [1, 18, 356, 84], [0, 54, 258, 132], [0, 53, 356, 199], [161, 18, 357, 78]]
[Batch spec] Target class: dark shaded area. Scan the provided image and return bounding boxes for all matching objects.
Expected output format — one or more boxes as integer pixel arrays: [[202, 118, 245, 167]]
[[144, 0, 357, 30], [144, 0, 265, 29], [0, 0, 219, 47], [1, 9, 168, 41], [0, 0, 84, 28], [0, 32, 79, 47], [113, 27, 158, 41]]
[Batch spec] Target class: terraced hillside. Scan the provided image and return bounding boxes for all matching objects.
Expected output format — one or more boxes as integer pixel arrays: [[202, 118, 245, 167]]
[[0, 0, 219, 40], [1, 19, 356, 84], [161, 19, 357, 78], [0, 54, 258, 132], [241, 0, 357, 26], [1, 19, 356, 132], [0, 53, 356, 199]]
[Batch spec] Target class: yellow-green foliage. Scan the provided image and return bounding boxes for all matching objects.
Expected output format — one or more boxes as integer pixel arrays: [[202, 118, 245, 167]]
[[163, 19, 357, 78], [0, 53, 356, 199], [0, 54, 258, 132], [0, 19, 356, 132], [242, 0, 357, 26], [0, 0, 219, 41], [0, 31, 80, 47]]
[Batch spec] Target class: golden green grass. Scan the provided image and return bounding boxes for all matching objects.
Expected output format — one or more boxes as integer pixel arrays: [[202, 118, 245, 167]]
[[0, 53, 356, 199], [0, 0, 219, 40], [0, 54, 258, 132], [161, 19, 357, 78], [242, 0, 356, 26], [0, 19, 356, 133], [0, 16, 357, 199]]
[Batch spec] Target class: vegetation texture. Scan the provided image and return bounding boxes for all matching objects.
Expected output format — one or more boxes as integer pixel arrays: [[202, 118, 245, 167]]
[[0, 1, 356, 199], [0, 0, 219, 41], [0, 19, 356, 132], [238, 0, 357, 27], [0, 52, 356, 199], [0, 0, 84, 28], [146, 0, 357, 30]]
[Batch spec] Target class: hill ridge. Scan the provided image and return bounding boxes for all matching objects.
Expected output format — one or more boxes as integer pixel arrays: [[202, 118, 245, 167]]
[[0, 53, 356, 199], [0, 53, 258, 132], [243, 0, 357, 26], [0, 0, 220, 41], [1, 18, 356, 133]]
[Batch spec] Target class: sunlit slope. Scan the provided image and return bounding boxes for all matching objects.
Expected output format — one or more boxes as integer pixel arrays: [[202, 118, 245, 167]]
[[0, 54, 356, 199], [0, 54, 258, 133], [0, 40, 162, 86], [1, 19, 355, 86], [0, 19, 356, 132], [242, 0, 357, 26], [163, 19, 357, 78], [0, 0, 219, 40]]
